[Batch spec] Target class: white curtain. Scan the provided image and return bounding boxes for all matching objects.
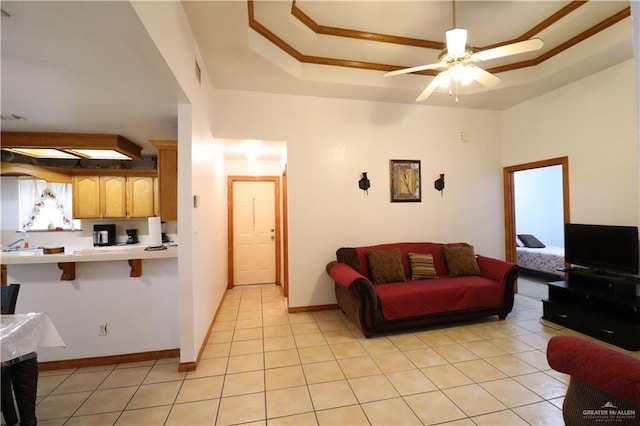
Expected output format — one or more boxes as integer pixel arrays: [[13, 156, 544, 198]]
[[18, 178, 74, 231]]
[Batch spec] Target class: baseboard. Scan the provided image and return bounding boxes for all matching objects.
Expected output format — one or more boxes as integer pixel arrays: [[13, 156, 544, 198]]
[[288, 303, 338, 313], [38, 348, 180, 371], [178, 290, 230, 372]]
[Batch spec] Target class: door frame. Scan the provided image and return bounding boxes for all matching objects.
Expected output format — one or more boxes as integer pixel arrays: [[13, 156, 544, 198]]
[[282, 165, 289, 298], [227, 175, 281, 289], [503, 156, 570, 263]]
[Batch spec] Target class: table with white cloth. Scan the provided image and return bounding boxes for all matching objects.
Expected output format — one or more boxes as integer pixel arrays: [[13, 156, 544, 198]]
[[1, 313, 65, 426]]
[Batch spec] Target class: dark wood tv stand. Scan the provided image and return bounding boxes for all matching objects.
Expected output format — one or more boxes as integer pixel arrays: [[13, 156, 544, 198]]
[[542, 269, 640, 350]]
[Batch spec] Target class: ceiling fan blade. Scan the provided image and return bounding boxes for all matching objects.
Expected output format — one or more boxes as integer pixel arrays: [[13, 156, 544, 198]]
[[416, 72, 448, 102], [384, 62, 444, 78], [468, 65, 501, 87], [472, 38, 543, 62]]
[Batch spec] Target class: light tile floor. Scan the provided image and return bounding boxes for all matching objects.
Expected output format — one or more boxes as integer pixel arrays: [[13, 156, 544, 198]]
[[24, 278, 639, 425]]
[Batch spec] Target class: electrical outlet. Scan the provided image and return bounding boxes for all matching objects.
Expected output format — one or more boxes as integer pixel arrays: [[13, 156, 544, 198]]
[[99, 323, 108, 336]]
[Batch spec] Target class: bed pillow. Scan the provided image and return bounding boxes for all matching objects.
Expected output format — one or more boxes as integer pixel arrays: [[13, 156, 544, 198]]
[[408, 253, 438, 280], [441, 245, 482, 277], [517, 234, 546, 248], [367, 248, 406, 284], [516, 237, 524, 247]]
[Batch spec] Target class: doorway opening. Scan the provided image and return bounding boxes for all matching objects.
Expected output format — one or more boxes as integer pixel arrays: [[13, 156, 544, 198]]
[[227, 176, 282, 291], [503, 157, 570, 286]]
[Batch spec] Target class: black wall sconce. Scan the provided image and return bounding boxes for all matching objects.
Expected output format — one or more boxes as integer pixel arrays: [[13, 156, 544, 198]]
[[434, 173, 445, 196], [359, 172, 370, 195]]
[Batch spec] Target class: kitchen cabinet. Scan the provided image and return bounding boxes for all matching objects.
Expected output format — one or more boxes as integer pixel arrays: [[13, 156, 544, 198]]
[[72, 173, 156, 219], [73, 175, 102, 218], [150, 139, 177, 221], [126, 176, 155, 218], [101, 176, 127, 218]]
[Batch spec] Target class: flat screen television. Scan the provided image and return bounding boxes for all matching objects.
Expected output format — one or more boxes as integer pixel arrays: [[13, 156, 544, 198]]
[[564, 223, 639, 274]]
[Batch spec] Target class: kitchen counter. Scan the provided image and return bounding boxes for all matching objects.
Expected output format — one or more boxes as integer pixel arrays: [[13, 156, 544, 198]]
[[1, 245, 177, 281], [0, 245, 177, 265]]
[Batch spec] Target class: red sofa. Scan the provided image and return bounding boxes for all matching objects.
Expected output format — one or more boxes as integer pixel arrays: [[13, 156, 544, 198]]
[[547, 335, 640, 425], [326, 242, 518, 337]]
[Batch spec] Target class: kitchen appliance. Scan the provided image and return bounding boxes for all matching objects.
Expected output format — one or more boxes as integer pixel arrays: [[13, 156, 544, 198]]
[[93, 224, 116, 247], [161, 221, 171, 243], [126, 229, 139, 245]]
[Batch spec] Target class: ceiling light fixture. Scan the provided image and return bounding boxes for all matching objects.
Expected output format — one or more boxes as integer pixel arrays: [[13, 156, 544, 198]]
[[3, 148, 81, 159], [0, 131, 142, 160], [243, 140, 262, 161]]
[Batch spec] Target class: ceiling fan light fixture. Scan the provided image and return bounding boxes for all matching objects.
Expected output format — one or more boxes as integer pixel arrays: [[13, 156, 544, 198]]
[[450, 64, 474, 85], [445, 28, 467, 58], [438, 72, 450, 88]]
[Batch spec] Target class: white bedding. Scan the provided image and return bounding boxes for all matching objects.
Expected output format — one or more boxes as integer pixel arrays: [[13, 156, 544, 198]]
[[516, 246, 565, 276]]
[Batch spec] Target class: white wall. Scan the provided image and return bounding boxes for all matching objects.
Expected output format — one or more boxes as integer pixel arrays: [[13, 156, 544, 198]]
[[225, 159, 284, 176], [132, 1, 226, 365], [0, 178, 19, 231], [514, 165, 564, 247], [211, 90, 504, 308], [8, 259, 178, 361], [502, 59, 638, 227]]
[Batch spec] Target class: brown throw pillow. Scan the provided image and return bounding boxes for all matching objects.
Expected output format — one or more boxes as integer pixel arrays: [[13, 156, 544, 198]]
[[441, 245, 482, 277], [367, 248, 406, 284], [408, 253, 438, 280]]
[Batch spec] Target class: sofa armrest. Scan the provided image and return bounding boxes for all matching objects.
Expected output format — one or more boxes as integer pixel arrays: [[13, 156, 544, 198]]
[[326, 261, 371, 289], [547, 335, 640, 406], [327, 261, 378, 313], [476, 255, 516, 282]]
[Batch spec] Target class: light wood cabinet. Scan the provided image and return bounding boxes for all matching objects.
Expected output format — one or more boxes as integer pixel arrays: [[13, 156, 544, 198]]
[[100, 176, 126, 218], [126, 176, 155, 218], [72, 173, 156, 219], [150, 140, 177, 221], [73, 175, 101, 218]]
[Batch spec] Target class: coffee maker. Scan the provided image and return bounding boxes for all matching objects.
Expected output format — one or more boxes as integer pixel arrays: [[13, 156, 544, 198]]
[[126, 229, 139, 245], [93, 224, 116, 246]]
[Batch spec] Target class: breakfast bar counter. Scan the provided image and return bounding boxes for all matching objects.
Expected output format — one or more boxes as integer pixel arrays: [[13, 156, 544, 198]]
[[1, 245, 177, 281]]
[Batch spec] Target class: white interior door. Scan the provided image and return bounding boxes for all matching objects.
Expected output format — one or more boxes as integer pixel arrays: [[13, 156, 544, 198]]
[[233, 181, 276, 285]]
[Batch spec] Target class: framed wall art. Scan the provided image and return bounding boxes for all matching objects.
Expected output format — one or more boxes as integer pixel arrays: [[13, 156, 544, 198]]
[[389, 159, 421, 202]]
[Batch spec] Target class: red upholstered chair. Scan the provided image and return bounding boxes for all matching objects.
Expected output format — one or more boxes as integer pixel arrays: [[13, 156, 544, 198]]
[[547, 335, 640, 426]]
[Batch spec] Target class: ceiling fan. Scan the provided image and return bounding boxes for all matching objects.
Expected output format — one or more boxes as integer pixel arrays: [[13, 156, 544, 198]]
[[384, 0, 544, 103]]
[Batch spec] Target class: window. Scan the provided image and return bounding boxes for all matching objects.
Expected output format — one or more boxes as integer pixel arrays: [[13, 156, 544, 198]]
[[18, 178, 79, 231]]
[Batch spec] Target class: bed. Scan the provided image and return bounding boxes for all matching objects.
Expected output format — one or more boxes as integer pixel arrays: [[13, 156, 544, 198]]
[[516, 245, 565, 279]]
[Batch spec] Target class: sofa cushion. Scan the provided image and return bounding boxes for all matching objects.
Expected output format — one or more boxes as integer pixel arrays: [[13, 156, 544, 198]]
[[408, 253, 438, 280], [374, 276, 504, 320], [367, 248, 406, 284], [442, 245, 482, 276]]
